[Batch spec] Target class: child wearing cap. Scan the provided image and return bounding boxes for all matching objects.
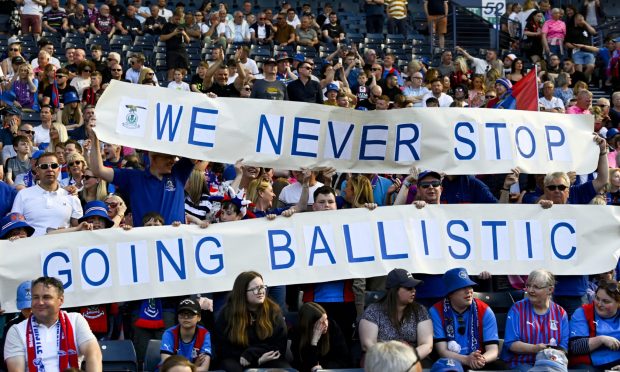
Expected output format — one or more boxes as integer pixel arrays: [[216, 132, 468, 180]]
[[160, 298, 211, 371]]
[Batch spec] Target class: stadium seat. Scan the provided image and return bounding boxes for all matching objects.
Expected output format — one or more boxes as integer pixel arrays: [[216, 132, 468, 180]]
[[21, 111, 41, 125], [364, 291, 385, 307], [99, 340, 138, 372], [142, 339, 161, 372]]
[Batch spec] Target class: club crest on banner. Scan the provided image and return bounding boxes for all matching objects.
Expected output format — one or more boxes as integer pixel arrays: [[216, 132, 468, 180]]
[[116, 97, 148, 137]]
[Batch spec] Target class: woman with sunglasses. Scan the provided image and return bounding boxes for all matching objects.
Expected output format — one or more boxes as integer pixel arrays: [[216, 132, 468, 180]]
[[103, 194, 127, 227], [213, 271, 291, 371], [9, 63, 39, 111], [1, 42, 23, 79], [358, 268, 433, 365], [61, 153, 87, 190], [70, 61, 95, 99], [502, 269, 569, 371], [569, 280, 620, 370], [79, 168, 108, 205]]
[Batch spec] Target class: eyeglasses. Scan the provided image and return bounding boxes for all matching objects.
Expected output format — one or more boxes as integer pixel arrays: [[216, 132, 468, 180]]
[[178, 312, 197, 318], [83, 69, 92, 72], [105, 201, 119, 208], [68, 161, 82, 167], [419, 180, 441, 189], [243, 86, 251, 91], [525, 283, 549, 290], [457, 315, 465, 335], [38, 162, 60, 170], [371, 68, 382, 71], [147, 72, 154, 76], [10, 48, 20, 51], [83, 175, 97, 180], [246, 285, 268, 294], [20, 130, 35, 135], [111, 68, 122, 71], [546, 184, 567, 191]]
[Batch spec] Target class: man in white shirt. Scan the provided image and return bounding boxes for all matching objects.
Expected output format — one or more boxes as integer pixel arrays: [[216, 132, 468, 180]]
[[156, 0, 173, 20], [455, 46, 497, 75], [538, 81, 565, 113], [32, 105, 53, 147], [10, 152, 83, 236], [4, 276, 102, 372], [30, 41, 61, 69], [225, 11, 250, 44], [278, 170, 323, 209], [421, 78, 453, 107]]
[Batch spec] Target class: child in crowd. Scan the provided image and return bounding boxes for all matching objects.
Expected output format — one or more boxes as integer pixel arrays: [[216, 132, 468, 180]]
[[168, 69, 191, 92]]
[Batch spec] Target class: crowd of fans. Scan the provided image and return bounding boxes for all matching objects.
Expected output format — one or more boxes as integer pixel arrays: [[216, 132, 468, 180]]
[[1, 0, 620, 370]]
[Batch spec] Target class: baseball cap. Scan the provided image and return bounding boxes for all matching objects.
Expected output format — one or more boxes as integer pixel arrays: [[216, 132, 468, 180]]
[[8, 36, 22, 45], [386, 268, 423, 289], [275, 51, 292, 62], [326, 83, 339, 92], [264, 57, 277, 65], [528, 348, 568, 372], [16, 281, 32, 310], [505, 53, 517, 61], [293, 53, 305, 63], [177, 298, 201, 314], [417, 170, 442, 185], [606, 128, 620, 140], [431, 358, 464, 372], [11, 56, 25, 65], [31, 150, 45, 160]]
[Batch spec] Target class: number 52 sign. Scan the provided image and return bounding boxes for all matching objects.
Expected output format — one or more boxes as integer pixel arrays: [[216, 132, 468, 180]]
[[481, 0, 505, 24]]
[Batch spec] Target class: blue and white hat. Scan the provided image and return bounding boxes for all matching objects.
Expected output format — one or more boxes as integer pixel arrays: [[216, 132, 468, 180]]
[[16, 280, 32, 310], [431, 358, 464, 372], [0, 213, 35, 239], [79, 200, 114, 228], [442, 267, 477, 295]]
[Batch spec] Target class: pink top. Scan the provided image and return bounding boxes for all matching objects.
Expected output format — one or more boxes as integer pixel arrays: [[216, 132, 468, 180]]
[[566, 105, 590, 114], [542, 19, 566, 44]]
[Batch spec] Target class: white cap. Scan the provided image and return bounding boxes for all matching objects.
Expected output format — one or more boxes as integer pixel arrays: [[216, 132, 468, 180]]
[[7, 36, 21, 45]]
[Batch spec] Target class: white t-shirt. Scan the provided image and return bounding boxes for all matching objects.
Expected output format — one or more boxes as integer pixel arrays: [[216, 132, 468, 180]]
[[539, 96, 565, 111], [11, 184, 83, 236], [4, 312, 97, 372], [33, 124, 51, 146], [21, 0, 43, 16], [278, 181, 323, 206], [31, 57, 62, 70], [421, 92, 454, 107], [159, 7, 173, 21], [241, 58, 259, 75], [167, 81, 190, 91]]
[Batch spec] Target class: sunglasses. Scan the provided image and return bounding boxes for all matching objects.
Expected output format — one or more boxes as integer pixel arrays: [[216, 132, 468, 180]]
[[68, 161, 82, 167], [419, 180, 441, 189], [83, 175, 97, 180], [105, 202, 119, 208], [111, 68, 122, 71], [38, 162, 60, 170], [371, 68, 382, 71], [10, 48, 20, 51], [486, 95, 496, 99], [147, 72, 154, 75], [83, 69, 92, 72], [20, 130, 35, 135], [546, 184, 567, 191]]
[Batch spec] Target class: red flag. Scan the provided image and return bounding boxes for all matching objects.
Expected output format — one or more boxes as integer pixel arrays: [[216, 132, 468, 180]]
[[512, 68, 539, 111]]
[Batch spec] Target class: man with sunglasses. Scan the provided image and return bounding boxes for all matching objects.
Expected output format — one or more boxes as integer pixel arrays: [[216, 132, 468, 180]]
[[41, 68, 78, 109], [10, 152, 83, 236], [287, 61, 323, 103], [1, 123, 39, 165], [429, 268, 502, 371]]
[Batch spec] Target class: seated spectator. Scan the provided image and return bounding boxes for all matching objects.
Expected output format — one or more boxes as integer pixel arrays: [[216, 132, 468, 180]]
[[422, 79, 453, 107], [41, 68, 78, 109], [321, 12, 344, 46], [226, 11, 251, 44], [379, 73, 403, 102], [42, 0, 68, 34], [60, 91, 83, 130], [4, 135, 32, 186], [250, 12, 274, 46], [287, 61, 323, 103], [183, 13, 202, 40], [213, 271, 291, 371], [563, 59, 588, 87], [566, 89, 592, 115], [70, 61, 94, 99], [296, 16, 319, 48], [430, 268, 503, 370], [290, 302, 350, 371], [79, 168, 108, 205], [10, 63, 39, 111], [359, 268, 433, 362], [365, 340, 422, 372], [554, 72, 573, 106], [250, 58, 288, 100], [273, 13, 296, 46], [90, 4, 116, 38], [143, 4, 166, 34], [68, 3, 89, 34], [116, 5, 143, 37], [569, 279, 620, 370], [286, 7, 300, 28], [539, 81, 565, 113], [160, 298, 211, 371], [492, 78, 515, 109], [501, 269, 569, 371], [0, 213, 35, 240], [160, 355, 196, 372]]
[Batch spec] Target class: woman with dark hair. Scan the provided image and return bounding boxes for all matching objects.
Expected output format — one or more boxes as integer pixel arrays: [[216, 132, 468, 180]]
[[569, 279, 620, 370], [522, 10, 544, 62], [70, 60, 95, 98], [213, 271, 291, 372], [291, 302, 350, 372], [508, 58, 526, 84], [358, 268, 433, 362]]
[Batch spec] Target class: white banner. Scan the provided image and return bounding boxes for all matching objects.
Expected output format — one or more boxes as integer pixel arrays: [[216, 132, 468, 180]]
[[1, 204, 618, 312], [94, 81, 598, 175]]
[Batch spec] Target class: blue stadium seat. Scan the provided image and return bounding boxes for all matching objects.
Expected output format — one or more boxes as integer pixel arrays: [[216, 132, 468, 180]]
[[142, 339, 161, 372], [99, 340, 138, 372]]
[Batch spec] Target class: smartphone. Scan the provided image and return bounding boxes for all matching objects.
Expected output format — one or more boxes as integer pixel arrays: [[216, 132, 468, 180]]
[[338, 57, 342, 65]]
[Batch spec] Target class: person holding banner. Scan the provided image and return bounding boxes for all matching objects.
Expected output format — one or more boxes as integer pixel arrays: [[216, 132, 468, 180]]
[[502, 269, 569, 371], [213, 271, 291, 371], [358, 268, 433, 365], [3, 276, 102, 372], [87, 127, 195, 227], [568, 279, 620, 371]]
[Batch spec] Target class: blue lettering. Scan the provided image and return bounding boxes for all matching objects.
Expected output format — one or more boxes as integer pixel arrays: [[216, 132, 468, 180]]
[[308, 226, 336, 266], [291, 117, 320, 157], [454, 122, 476, 160], [395, 123, 420, 161], [268, 230, 295, 269], [485, 123, 507, 160], [421, 220, 430, 256], [195, 236, 224, 275], [256, 114, 284, 154], [188, 107, 218, 148], [525, 222, 533, 259], [550, 222, 576, 259], [359, 125, 388, 161], [130, 244, 138, 283], [155, 103, 183, 142], [516, 126, 536, 158], [377, 222, 408, 260], [343, 225, 374, 262], [481, 220, 507, 260], [81, 248, 110, 287], [545, 125, 565, 161], [42, 251, 72, 289], [156, 239, 187, 281], [327, 121, 354, 158], [447, 220, 471, 259]]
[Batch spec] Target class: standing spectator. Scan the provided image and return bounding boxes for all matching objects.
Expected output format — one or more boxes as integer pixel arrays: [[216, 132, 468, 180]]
[[437, 50, 454, 77], [250, 58, 288, 100], [203, 50, 246, 97], [565, 14, 597, 81], [70, 61, 94, 99], [68, 4, 90, 34], [4, 136, 32, 186], [287, 61, 323, 103], [18, 0, 44, 37], [168, 69, 191, 91], [116, 5, 143, 37], [89, 4, 116, 38], [160, 10, 190, 81], [124, 53, 153, 84], [424, 0, 449, 49], [365, 0, 385, 34], [581, 0, 604, 27], [542, 8, 565, 58], [386, 0, 409, 36], [42, 0, 68, 34], [321, 12, 344, 46], [11, 152, 83, 235], [522, 10, 544, 63]]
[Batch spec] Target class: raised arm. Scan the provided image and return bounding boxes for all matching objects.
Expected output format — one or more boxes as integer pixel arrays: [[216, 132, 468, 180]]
[[87, 126, 114, 183]]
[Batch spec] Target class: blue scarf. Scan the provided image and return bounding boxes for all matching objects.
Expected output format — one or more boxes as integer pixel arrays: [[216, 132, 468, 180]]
[[134, 298, 164, 329], [442, 297, 480, 353]]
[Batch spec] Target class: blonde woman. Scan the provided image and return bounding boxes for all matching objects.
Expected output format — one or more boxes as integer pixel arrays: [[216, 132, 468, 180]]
[[468, 74, 486, 107], [79, 167, 108, 205], [138, 67, 156, 84], [47, 122, 69, 154]]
